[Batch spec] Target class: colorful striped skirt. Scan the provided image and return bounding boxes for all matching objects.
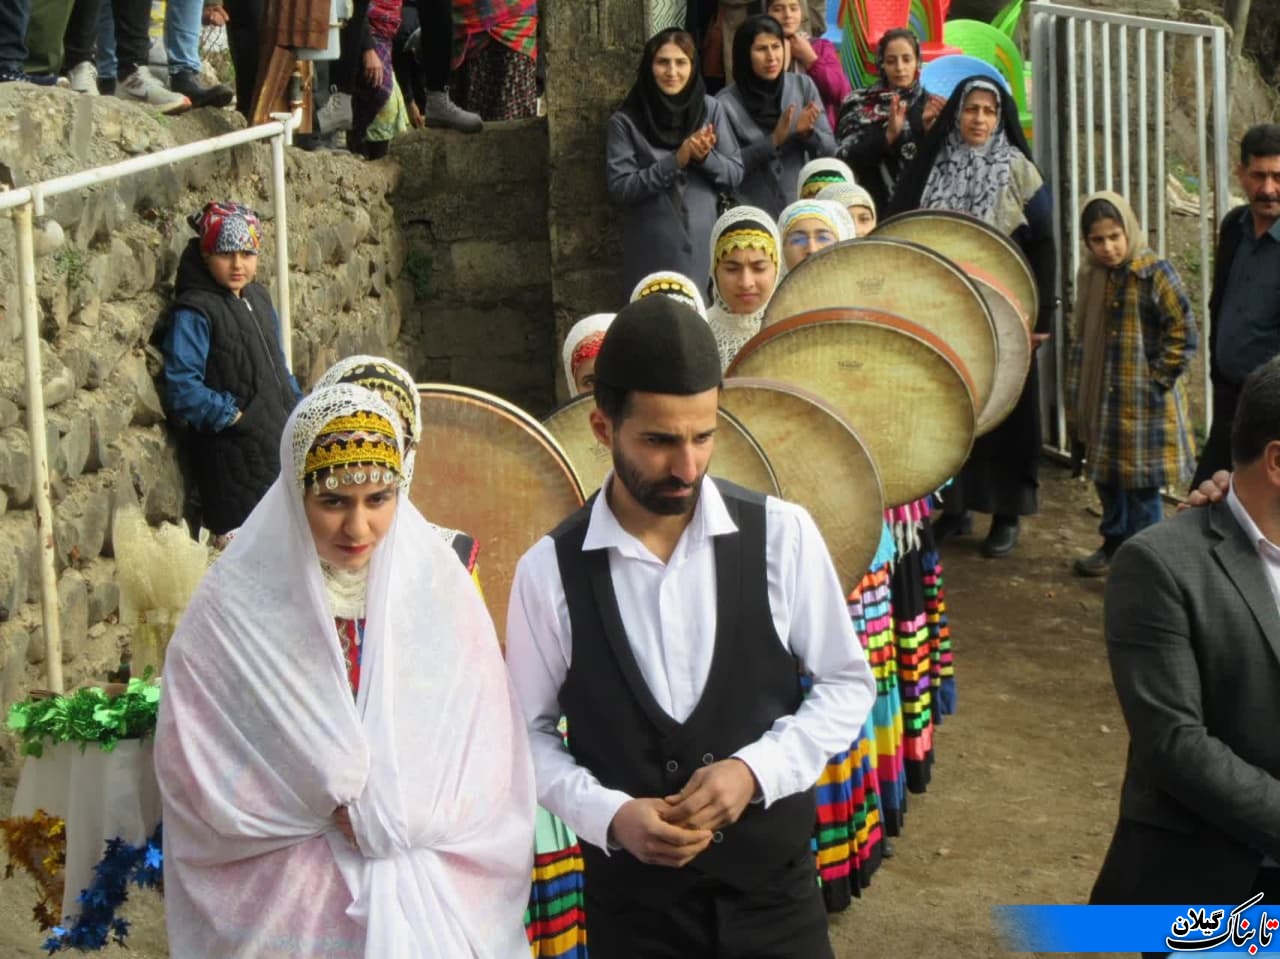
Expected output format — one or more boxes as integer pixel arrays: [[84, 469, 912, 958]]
[[526, 807, 588, 957]]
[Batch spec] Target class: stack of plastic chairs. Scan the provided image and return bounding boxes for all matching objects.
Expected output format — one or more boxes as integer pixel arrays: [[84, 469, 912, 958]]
[[941, 17, 1033, 141], [838, 0, 961, 88], [912, 0, 962, 60]]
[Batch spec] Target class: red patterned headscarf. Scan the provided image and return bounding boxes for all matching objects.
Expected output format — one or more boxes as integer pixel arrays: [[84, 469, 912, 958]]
[[189, 202, 263, 256]]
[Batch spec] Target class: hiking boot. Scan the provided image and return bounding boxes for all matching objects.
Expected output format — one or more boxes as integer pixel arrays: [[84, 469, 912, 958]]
[[0, 67, 69, 87], [1072, 548, 1111, 578], [980, 515, 1020, 558], [423, 89, 482, 133], [118, 66, 190, 114], [315, 87, 352, 134], [66, 60, 98, 94], [170, 69, 232, 108]]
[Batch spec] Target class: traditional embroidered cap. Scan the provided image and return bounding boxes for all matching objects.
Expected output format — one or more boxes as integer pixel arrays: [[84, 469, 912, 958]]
[[815, 182, 877, 215], [593, 295, 721, 395], [299, 398, 403, 495], [188, 201, 263, 256], [708, 205, 781, 311], [315, 355, 421, 444], [778, 198, 856, 242], [561, 313, 615, 393], [629, 270, 708, 320], [796, 157, 856, 200]]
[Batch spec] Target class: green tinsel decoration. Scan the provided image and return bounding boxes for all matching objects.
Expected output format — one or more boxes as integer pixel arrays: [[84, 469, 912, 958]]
[[5, 674, 160, 758]]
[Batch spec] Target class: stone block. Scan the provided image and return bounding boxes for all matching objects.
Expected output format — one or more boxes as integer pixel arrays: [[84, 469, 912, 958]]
[[86, 400, 130, 472], [98, 302, 150, 347], [335, 217, 360, 263], [110, 237, 157, 299], [54, 483, 112, 566], [451, 240, 552, 294], [0, 396, 19, 429], [0, 513, 37, 613], [57, 569, 89, 661], [58, 409, 92, 480], [0, 426, 33, 506], [83, 558, 119, 625], [116, 350, 165, 427], [350, 207, 373, 246], [443, 118, 548, 185], [1, 620, 32, 707], [13, 346, 76, 409]]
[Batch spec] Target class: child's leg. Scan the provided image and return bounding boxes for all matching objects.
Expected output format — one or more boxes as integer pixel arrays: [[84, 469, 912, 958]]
[[1124, 488, 1164, 539], [1095, 482, 1127, 549]]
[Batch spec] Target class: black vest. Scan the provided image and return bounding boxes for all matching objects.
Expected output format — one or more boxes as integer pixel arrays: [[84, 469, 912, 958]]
[[168, 240, 297, 533], [553, 479, 816, 905]]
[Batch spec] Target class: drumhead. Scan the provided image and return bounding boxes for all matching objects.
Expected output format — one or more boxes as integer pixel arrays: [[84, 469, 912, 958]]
[[968, 270, 1033, 436], [720, 377, 885, 586], [873, 209, 1038, 327], [412, 384, 585, 642], [728, 309, 976, 506], [542, 394, 781, 498], [762, 237, 997, 417]]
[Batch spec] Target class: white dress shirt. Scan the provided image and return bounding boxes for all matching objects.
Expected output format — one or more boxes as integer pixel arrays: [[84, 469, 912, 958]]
[[505, 475, 877, 853]]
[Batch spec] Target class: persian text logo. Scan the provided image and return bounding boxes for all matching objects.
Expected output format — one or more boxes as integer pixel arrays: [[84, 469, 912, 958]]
[[1167, 892, 1279, 953]]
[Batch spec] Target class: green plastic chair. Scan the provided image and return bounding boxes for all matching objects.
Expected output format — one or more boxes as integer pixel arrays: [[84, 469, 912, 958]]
[[991, 0, 1024, 41], [942, 17, 1033, 141]]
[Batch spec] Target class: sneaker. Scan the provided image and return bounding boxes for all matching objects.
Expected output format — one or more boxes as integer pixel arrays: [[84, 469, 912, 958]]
[[315, 87, 352, 134], [117, 66, 191, 114], [423, 90, 482, 133], [1072, 548, 1111, 578], [0, 67, 69, 87], [170, 69, 232, 109], [66, 60, 98, 95]]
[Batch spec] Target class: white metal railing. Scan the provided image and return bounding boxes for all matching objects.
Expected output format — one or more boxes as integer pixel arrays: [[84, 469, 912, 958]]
[[1028, 1, 1230, 454], [2, 109, 302, 692]]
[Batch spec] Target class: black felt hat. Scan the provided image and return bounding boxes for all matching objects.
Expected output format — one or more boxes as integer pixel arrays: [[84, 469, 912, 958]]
[[594, 296, 722, 394]]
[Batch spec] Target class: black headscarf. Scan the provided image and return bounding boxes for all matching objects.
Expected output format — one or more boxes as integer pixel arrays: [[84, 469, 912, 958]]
[[732, 15, 786, 128], [620, 28, 709, 150]]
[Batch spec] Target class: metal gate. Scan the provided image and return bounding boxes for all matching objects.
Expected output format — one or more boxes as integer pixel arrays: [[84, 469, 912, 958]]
[[1027, 1, 1230, 453]]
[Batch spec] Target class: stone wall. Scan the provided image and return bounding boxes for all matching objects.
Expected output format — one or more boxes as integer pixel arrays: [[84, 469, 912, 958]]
[[0, 87, 405, 706], [543, 0, 647, 401], [390, 120, 555, 415]]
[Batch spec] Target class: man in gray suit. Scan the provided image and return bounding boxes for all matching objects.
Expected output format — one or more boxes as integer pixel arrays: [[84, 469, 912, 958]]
[[1092, 355, 1280, 917]]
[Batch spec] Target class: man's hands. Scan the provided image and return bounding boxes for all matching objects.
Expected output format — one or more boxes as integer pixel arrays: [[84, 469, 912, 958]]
[[607, 759, 759, 868], [608, 798, 713, 867], [1179, 469, 1230, 510], [663, 758, 758, 831]]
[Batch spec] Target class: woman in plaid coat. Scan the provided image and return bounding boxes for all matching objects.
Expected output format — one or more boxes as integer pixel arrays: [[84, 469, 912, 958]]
[[1067, 191, 1198, 576]]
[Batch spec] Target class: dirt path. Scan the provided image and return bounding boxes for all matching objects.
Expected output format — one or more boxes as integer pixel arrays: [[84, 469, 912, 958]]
[[0, 463, 1137, 958]]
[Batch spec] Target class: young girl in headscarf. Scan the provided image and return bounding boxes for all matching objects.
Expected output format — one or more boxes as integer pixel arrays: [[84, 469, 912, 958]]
[[607, 28, 744, 296], [835, 28, 945, 215], [796, 156, 856, 199], [777, 196, 855, 272], [765, 0, 850, 131], [816, 181, 877, 235], [716, 14, 835, 221], [561, 313, 615, 396], [892, 76, 1056, 557], [1066, 192, 1197, 577], [705, 205, 782, 369], [155, 384, 537, 957]]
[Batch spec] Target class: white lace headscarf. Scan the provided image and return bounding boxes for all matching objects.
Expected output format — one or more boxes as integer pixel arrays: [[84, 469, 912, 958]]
[[796, 156, 857, 199], [561, 313, 615, 395], [706, 205, 782, 371], [816, 181, 878, 233], [777, 198, 857, 275], [629, 269, 709, 319], [155, 384, 536, 958]]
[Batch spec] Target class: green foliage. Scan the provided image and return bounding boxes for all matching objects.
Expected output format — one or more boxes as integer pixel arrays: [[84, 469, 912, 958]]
[[52, 247, 86, 290], [404, 248, 433, 299]]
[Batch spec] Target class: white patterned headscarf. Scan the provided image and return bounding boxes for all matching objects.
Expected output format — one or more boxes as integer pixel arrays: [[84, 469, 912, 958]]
[[777, 198, 857, 275], [816, 182, 877, 218], [796, 157, 856, 200], [705, 206, 782, 371], [917, 79, 1019, 229], [315, 355, 421, 485], [561, 313, 615, 395], [629, 270, 709, 319]]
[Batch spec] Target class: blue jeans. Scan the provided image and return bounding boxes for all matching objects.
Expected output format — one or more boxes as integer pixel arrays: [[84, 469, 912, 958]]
[[1096, 483, 1164, 542], [0, 0, 33, 72], [97, 0, 198, 77]]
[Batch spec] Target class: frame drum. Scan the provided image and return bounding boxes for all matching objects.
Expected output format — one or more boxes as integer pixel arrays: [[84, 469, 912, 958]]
[[412, 384, 585, 641], [873, 209, 1039, 328], [762, 237, 998, 419], [728, 309, 976, 507], [720, 378, 885, 588], [542, 394, 780, 498], [968, 271, 1033, 435]]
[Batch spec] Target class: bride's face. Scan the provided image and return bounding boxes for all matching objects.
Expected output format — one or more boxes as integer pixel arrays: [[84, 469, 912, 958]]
[[304, 480, 400, 570]]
